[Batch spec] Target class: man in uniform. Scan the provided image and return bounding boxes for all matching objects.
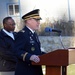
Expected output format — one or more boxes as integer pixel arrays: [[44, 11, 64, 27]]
[[0, 17, 17, 75], [14, 9, 44, 75]]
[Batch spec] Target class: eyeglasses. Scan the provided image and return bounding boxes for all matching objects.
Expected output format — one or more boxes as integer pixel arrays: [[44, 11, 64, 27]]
[[33, 18, 41, 21], [6, 23, 16, 26]]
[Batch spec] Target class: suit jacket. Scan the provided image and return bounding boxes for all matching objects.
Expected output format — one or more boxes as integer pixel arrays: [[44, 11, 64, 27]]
[[14, 26, 43, 75], [0, 29, 17, 71]]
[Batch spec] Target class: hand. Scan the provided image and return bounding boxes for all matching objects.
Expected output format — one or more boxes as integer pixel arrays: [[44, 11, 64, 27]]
[[30, 55, 40, 63]]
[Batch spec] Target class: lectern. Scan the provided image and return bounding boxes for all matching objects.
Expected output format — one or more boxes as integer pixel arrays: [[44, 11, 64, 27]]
[[32, 49, 75, 75]]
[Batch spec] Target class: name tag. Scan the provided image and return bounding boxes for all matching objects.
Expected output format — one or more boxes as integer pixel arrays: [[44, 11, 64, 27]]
[[30, 40, 35, 44]]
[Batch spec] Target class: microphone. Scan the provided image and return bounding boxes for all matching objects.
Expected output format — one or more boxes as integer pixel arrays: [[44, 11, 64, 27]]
[[45, 27, 62, 33]]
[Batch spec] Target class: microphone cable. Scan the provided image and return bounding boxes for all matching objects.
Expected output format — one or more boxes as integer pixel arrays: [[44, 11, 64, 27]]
[[59, 35, 66, 49]]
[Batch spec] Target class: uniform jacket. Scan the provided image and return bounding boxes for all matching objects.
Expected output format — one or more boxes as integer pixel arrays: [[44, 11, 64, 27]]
[[0, 29, 17, 71], [14, 26, 43, 75]]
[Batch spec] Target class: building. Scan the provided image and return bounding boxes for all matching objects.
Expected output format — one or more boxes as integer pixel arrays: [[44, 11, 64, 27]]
[[0, 0, 38, 31]]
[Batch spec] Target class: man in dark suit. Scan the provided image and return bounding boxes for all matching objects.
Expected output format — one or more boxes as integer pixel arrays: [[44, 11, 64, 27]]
[[0, 17, 17, 75], [14, 9, 44, 75]]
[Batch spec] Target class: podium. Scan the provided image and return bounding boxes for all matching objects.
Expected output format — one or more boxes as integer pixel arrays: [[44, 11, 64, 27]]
[[32, 49, 75, 75]]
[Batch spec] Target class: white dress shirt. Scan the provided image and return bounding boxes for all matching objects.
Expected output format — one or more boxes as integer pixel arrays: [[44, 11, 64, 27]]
[[3, 29, 15, 40], [26, 26, 35, 34]]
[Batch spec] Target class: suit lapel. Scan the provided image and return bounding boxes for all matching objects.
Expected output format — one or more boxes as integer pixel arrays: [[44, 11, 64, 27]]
[[24, 26, 40, 44]]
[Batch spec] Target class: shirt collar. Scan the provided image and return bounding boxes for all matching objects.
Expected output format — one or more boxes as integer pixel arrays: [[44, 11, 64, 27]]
[[2, 29, 15, 40], [3, 29, 13, 34], [26, 26, 35, 34]]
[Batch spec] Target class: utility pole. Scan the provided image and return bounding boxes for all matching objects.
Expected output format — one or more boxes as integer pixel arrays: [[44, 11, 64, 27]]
[[68, 0, 71, 21]]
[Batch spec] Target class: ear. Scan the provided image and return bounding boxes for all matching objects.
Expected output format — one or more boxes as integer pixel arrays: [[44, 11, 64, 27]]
[[3, 24, 7, 28]]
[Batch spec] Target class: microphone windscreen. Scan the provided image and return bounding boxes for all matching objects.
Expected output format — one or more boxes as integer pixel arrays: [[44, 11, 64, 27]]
[[45, 27, 52, 32]]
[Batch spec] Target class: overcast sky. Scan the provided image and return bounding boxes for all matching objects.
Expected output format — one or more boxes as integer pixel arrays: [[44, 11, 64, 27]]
[[21, 0, 75, 22]]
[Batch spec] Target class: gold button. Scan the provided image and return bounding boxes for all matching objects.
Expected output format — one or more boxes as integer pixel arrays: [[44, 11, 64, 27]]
[[31, 47, 35, 51]]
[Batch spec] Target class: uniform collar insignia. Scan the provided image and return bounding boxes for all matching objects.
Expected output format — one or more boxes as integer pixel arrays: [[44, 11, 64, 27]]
[[21, 30, 25, 33]]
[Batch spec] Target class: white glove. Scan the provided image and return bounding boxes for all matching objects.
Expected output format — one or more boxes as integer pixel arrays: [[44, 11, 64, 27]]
[[30, 55, 40, 63]]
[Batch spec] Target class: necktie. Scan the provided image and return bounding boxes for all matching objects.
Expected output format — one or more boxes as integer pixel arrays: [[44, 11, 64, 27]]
[[33, 32, 39, 42]]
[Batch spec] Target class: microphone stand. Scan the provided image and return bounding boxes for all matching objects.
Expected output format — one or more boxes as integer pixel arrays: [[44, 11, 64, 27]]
[[59, 34, 67, 75], [59, 35, 66, 49]]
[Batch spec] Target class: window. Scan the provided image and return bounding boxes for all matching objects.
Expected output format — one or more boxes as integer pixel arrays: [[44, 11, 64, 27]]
[[8, 4, 19, 16]]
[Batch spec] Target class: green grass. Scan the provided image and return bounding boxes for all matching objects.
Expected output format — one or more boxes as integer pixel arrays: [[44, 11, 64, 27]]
[[42, 64, 75, 75], [67, 64, 75, 75]]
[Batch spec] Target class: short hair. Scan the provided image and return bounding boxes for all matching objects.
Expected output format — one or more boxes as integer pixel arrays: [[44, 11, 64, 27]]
[[3, 17, 12, 24]]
